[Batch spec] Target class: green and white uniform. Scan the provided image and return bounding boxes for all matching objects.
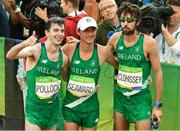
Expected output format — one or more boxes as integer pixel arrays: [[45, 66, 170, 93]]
[[63, 43, 100, 128], [26, 43, 63, 129], [114, 33, 152, 122]]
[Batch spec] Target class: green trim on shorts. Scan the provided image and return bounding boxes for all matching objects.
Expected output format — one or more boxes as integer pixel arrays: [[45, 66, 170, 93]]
[[25, 99, 59, 129], [25, 114, 58, 129], [63, 107, 99, 128], [114, 89, 152, 123]]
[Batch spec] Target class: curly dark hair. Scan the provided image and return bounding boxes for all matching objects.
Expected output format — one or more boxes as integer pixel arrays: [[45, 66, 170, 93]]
[[166, 0, 180, 6], [117, 1, 141, 21]]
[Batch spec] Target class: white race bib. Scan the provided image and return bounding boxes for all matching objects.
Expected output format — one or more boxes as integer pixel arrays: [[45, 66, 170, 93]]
[[35, 76, 61, 99], [67, 75, 96, 97], [117, 65, 142, 90]]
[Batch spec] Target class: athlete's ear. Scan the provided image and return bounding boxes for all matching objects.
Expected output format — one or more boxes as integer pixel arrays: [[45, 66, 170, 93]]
[[76, 29, 80, 36], [66, 1, 73, 8], [137, 21, 140, 26], [136, 19, 141, 27], [45, 29, 49, 36]]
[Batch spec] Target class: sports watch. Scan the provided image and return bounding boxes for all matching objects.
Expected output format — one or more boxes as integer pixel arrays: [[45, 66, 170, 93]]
[[154, 102, 163, 108]]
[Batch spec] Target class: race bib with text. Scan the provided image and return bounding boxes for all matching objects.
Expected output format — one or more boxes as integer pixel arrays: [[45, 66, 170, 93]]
[[117, 65, 142, 90], [67, 75, 96, 97], [35, 76, 61, 99]]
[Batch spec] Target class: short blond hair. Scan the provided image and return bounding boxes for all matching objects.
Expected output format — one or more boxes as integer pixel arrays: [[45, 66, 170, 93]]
[[99, 0, 117, 10]]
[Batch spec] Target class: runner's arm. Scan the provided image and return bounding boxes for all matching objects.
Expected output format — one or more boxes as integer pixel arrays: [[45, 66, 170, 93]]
[[62, 52, 69, 82], [148, 39, 163, 122], [6, 32, 37, 60], [106, 33, 119, 69]]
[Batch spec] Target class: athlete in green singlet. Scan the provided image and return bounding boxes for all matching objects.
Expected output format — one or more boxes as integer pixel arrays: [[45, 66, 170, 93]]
[[107, 2, 163, 130], [6, 17, 68, 130], [62, 16, 117, 130]]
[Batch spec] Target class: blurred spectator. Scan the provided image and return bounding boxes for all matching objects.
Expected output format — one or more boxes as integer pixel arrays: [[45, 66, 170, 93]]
[[96, 0, 120, 45], [36, 0, 87, 43], [0, 1, 10, 37], [17, 0, 39, 38], [0, 0, 22, 38], [155, 0, 180, 65], [60, 0, 88, 43], [1, 0, 35, 39], [114, 0, 152, 7], [8, 0, 25, 39], [32, 0, 64, 38], [35, 0, 65, 42]]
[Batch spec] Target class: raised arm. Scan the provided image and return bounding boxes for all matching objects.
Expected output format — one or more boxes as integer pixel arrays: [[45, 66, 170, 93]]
[[6, 32, 37, 60], [161, 24, 178, 47], [161, 25, 180, 54], [35, 7, 49, 23], [2, 0, 19, 25]]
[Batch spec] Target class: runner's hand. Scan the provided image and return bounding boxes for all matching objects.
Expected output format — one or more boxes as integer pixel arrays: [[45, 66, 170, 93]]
[[151, 107, 162, 123], [95, 84, 100, 92], [24, 31, 37, 46], [148, 76, 152, 85], [66, 36, 79, 44]]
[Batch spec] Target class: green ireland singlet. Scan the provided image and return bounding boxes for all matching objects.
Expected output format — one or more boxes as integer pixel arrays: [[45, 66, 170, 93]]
[[64, 43, 100, 112], [115, 33, 151, 95], [25, 43, 63, 128]]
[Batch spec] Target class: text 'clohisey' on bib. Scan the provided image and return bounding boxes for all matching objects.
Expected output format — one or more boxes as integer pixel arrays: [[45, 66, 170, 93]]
[[35, 76, 61, 99], [117, 65, 143, 90], [67, 75, 96, 98]]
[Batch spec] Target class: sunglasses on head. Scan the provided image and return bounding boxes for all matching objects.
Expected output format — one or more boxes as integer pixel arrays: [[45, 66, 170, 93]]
[[119, 17, 138, 23]]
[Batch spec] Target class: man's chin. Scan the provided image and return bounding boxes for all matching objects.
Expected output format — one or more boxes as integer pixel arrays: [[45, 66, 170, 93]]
[[85, 40, 94, 44], [123, 30, 135, 35], [106, 15, 114, 20], [56, 40, 63, 44]]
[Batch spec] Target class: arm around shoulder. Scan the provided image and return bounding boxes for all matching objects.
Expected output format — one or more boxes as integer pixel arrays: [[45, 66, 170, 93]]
[[61, 42, 76, 60], [62, 52, 69, 82], [105, 45, 118, 69], [105, 32, 121, 69]]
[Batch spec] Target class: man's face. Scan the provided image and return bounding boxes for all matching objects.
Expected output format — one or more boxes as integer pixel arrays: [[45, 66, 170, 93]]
[[168, 5, 180, 27], [46, 24, 65, 45], [60, 0, 68, 14], [120, 13, 138, 35], [79, 27, 97, 44], [99, 0, 117, 21]]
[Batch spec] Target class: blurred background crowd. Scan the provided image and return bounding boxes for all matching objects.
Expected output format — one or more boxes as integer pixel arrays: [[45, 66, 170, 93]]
[[0, 0, 179, 130]]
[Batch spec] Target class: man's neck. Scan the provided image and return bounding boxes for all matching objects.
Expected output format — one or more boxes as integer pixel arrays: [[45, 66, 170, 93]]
[[105, 16, 120, 28], [124, 31, 139, 46], [45, 41, 59, 54], [167, 25, 179, 34], [80, 41, 94, 53], [79, 41, 94, 60], [68, 9, 79, 16]]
